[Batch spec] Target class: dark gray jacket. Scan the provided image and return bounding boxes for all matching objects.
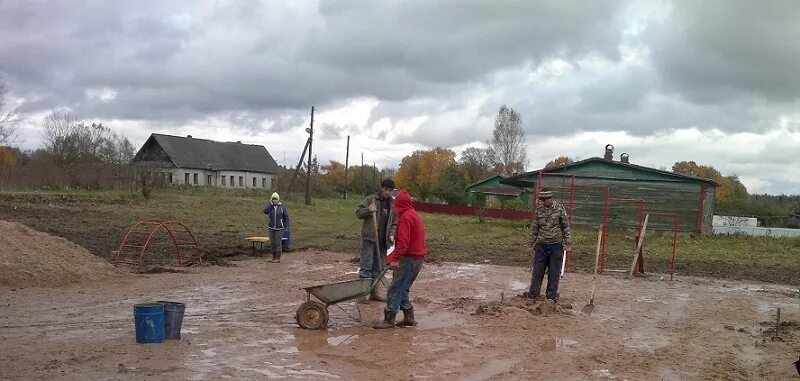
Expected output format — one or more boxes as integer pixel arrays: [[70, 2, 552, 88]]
[[356, 192, 397, 242], [263, 203, 290, 231]]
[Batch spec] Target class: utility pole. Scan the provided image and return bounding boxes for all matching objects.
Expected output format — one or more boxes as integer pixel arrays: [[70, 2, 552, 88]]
[[344, 135, 350, 199], [305, 106, 314, 206], [287, 140, 309, 196], [373, 162, 377, 184], [360, 153, 364, 190]]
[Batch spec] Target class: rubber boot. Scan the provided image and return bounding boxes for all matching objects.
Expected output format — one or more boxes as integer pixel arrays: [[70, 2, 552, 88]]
[[396, 308, 417, 327], [372, 310, 397, 329], [369, 288, 386, 302], [275, 251, 281, 263]]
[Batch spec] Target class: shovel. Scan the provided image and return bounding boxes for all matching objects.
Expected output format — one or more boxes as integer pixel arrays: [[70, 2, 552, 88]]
[[582, 226, 604, 315]]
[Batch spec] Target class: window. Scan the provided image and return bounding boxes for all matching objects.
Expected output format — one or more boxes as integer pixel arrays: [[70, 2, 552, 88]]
[[193, 173, 198, 185], [207, 175, 212, 186], [270, 178, 273, 188], [239, 176, 243, 187], [169, 173, 173, 184], [221, 176, 226, 186], [185, 173, 190, 184], [253, 177, 257, 187], [230, 176, 234, 187], [262, 178, 266, 188]]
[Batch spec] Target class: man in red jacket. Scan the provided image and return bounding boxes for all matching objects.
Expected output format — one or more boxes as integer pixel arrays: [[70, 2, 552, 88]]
[[373, 189, 427, 329]]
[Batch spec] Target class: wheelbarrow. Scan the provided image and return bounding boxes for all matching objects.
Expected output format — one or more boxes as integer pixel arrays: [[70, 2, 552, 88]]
[[296, 267, 389, 330]]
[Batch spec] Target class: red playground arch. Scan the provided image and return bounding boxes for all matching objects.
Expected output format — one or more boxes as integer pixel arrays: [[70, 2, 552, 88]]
[[115, 219, 203, 267]]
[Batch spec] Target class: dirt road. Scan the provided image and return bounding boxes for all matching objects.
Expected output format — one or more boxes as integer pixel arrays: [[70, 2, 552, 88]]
[[1, 250, 798, 380]]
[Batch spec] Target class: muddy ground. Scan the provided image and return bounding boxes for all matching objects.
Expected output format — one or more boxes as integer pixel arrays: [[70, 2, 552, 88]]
[[1, 251, 799, 380]]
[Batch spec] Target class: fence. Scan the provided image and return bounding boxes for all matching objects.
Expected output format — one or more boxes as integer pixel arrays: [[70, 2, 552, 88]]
[[712, 226, 800, 238], [412, 201, 530, 221]]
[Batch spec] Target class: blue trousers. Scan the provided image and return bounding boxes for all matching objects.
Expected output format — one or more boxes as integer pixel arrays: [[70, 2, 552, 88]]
[[359, 239, 386, 279], [385, 257, 424, 313], [529, 242, 564, 300]]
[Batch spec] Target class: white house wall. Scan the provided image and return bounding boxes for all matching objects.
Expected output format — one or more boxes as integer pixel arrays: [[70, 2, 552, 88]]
[[152, 168, 276, 189]]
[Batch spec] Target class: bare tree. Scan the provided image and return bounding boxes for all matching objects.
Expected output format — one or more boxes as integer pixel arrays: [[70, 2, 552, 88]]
[[490, 105, 527, 175], [459, 146, 497, 183], [0, 82, 24, 145]]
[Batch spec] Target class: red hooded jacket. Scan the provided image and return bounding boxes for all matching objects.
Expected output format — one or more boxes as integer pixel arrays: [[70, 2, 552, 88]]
[[386, 190, 427, 264]]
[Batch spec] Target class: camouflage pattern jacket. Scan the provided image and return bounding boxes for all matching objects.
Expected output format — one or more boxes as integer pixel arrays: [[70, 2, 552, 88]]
[[530, 202, 571, 246]]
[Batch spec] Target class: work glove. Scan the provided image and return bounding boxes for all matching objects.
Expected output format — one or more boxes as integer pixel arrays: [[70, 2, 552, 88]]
[[368, 203, 377, 213]]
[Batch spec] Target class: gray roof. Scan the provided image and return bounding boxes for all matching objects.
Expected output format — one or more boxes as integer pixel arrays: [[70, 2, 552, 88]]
[[133, 133, 282, 173]]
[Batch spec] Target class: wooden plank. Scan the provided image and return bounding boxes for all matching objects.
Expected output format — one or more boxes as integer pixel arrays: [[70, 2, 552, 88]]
[[629, 214, 649, 278]]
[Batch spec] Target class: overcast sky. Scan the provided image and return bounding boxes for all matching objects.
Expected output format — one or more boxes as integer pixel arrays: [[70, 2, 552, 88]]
[[1, 1, 799, 194]]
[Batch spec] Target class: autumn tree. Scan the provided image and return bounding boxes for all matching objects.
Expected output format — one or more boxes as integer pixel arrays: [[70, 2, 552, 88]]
[[459, 146, 497, 183], [432, 163, 469, 204], [396, 147, 460, 200], [671, 161, 748, 201], [490, 105, 527, 175], [0, 146, 17, 186], [545, 156, 574, 169]]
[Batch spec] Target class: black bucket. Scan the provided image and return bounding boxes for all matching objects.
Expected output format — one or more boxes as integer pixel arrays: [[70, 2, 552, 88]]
[[157, 301, 186, 340]]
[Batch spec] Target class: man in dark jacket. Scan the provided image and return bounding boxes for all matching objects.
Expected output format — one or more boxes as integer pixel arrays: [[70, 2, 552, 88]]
[[263, 192, 290, 263], [374, 189, 426, 329], [356, 179, 397, 302]]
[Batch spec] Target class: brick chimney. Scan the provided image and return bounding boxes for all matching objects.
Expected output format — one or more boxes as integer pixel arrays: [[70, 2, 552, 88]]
[[603, 144, 614, 160]]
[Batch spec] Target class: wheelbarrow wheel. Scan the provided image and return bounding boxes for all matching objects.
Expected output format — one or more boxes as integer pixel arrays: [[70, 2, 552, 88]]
[[296, 301, 329, 330]]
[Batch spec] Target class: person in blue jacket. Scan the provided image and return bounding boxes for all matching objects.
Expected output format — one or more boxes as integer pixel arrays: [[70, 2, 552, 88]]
[[263, 192, 290, 263]]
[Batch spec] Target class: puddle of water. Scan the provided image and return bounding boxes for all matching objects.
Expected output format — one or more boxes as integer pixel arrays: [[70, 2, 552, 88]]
[[242, 335, 294, 347], [286, 369, 340, 378], [293, 330, 360, 352], [202, 348, 218, 357], [462, 359, 517, 381], [327, 334, 358, 346], [275, 346, 299, 354], [540, 338, 578, 352], [594, 368, 619, 379], [624, 331, 670, 351], [509, 280, 527, 291], [416, 311, 466, 330]]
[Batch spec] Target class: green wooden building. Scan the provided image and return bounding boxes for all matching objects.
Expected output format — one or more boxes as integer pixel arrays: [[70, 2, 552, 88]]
[[501, 156, 718, 233], [466, 175, 533, 208]]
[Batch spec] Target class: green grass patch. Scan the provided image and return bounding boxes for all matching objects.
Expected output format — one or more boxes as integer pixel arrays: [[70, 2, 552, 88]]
[[0, 189, 798, 285]]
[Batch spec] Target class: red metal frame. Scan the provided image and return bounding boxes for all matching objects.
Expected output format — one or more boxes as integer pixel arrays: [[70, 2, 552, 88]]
[[115, 219, 203, 267], [608, 198, 646, 274], [571, 184, 611, 273], [640, 212, 680, 281]]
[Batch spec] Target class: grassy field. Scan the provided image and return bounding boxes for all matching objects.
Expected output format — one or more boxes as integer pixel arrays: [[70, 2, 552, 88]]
[[1, 188, 798, 285]]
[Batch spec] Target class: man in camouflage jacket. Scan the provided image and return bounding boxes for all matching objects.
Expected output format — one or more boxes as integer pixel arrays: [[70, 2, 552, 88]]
[[528, 189, 572, 305]]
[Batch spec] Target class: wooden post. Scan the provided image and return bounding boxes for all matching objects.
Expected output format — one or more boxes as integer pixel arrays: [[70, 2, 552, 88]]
[[344, 135, 350, 199], [305, 106, 314, 206], [629, 214, 649, 278]]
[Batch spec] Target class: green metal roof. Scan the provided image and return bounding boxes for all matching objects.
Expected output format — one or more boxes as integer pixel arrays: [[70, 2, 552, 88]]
[[501, 157, 719, 187]]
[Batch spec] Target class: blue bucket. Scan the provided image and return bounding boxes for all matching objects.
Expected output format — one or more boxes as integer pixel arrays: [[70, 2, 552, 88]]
[[134, 303, 165, 344]]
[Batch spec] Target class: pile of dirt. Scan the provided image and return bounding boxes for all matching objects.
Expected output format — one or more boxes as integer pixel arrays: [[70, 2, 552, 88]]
[[0, 220, 121, 288]]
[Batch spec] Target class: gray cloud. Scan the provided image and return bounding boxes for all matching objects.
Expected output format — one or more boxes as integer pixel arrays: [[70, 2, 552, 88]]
[[1, 0, 799, 192], [649, 0, 800, 103]]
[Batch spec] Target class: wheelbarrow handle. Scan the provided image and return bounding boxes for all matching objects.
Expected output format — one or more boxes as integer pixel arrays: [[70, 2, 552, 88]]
[[367, 266, 391, 294]]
